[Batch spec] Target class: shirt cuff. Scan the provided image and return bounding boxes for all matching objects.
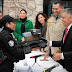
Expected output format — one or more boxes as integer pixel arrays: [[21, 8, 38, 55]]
[[60, 53, 64, 60], [49, 41, 52, 46]]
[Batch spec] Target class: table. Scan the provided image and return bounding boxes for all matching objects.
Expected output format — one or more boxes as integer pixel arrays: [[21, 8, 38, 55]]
[[13, 51, 68, 72]]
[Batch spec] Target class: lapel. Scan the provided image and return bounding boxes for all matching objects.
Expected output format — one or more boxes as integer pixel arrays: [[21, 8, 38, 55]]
[[63, 26, 72, 45], [61, 29, 65, 46]]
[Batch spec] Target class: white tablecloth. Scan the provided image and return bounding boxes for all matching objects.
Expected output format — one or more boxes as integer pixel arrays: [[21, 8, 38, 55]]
[[13, 51, 68, 72]]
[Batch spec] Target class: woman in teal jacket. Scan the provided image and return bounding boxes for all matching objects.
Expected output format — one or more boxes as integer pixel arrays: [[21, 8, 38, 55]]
[[13, 9, 33, 42]]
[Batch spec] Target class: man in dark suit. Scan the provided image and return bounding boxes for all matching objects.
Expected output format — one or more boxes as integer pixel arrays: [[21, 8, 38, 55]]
[[47, 8, 72, 72]]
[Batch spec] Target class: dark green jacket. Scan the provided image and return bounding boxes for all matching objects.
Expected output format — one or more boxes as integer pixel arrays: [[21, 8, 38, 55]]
[[13, 19, 33, 42]]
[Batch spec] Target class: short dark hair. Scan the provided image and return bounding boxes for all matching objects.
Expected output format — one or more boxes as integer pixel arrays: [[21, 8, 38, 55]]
[[53, 0, 63, 7], [20, 9, 27, 14]]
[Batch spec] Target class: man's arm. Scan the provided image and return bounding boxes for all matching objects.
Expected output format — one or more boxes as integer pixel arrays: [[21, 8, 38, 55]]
[[64, 51, 72, 59], [52, 41, 61, 47], [2, 35, 25, 60]]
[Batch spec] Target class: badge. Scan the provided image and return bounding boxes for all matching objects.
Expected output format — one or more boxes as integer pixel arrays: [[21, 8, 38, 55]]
[[8, 40, 14, 47], [59, 23, 62, 27], [48, 23, 52, 26]]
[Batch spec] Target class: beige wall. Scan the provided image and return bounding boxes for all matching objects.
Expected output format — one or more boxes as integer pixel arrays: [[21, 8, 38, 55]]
[[3, 0, 43, 27]]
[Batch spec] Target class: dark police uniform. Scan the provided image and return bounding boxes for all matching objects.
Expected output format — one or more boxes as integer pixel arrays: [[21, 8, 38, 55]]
[[0, 15, 25, 72]]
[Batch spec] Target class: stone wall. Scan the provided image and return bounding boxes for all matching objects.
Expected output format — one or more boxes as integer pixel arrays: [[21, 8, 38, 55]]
[[3, 0, 43, 27]]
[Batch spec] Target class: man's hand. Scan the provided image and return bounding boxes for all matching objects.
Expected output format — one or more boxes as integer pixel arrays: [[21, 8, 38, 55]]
[[52, 53, 61, 60], [21, 37, 25, 42], [56, 48, 61, 53]]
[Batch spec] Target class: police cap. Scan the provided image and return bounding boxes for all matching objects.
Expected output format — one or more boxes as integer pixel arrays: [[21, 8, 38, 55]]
[[0, 15, 16, 26]]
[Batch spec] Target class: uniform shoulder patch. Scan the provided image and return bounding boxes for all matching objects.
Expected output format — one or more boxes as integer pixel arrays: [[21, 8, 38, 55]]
[[8, 40, 14, 47]]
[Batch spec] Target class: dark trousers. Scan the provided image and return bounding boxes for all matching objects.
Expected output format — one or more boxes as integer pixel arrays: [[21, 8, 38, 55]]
[[0, 59, 14, 72], [57, 60, 72, 72]]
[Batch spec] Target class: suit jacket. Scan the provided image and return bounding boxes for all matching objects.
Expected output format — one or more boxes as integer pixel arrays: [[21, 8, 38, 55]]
[[52, 26, 72, 72]]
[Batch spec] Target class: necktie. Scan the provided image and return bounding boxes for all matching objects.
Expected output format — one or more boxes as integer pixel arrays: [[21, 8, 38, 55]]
[[64, 28, 68, 42]]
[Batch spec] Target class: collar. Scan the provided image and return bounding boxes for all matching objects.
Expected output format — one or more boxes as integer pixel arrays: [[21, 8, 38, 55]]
[[20, 17, 27, 23], [3, 27, 14, 33], [18, 18, 27, 22], [51, 12, 62, 19], [67, 23, 72, 32], [63, 23, 72, 43]]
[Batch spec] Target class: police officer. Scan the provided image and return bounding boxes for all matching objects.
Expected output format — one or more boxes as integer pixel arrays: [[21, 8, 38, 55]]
[[43, 0, 66, 60], [0, 15, 25, 72]]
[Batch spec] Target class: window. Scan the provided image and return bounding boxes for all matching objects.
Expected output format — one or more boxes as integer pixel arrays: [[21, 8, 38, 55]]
[[62, 1, 72, 8], [0, 0, 3, 12]]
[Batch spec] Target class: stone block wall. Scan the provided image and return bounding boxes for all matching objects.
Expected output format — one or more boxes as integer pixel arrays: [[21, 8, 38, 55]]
[[3, 0, 43, 27]]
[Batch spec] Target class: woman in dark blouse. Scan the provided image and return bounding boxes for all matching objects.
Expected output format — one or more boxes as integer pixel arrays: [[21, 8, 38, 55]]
[[35, 13, 47, 38]]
